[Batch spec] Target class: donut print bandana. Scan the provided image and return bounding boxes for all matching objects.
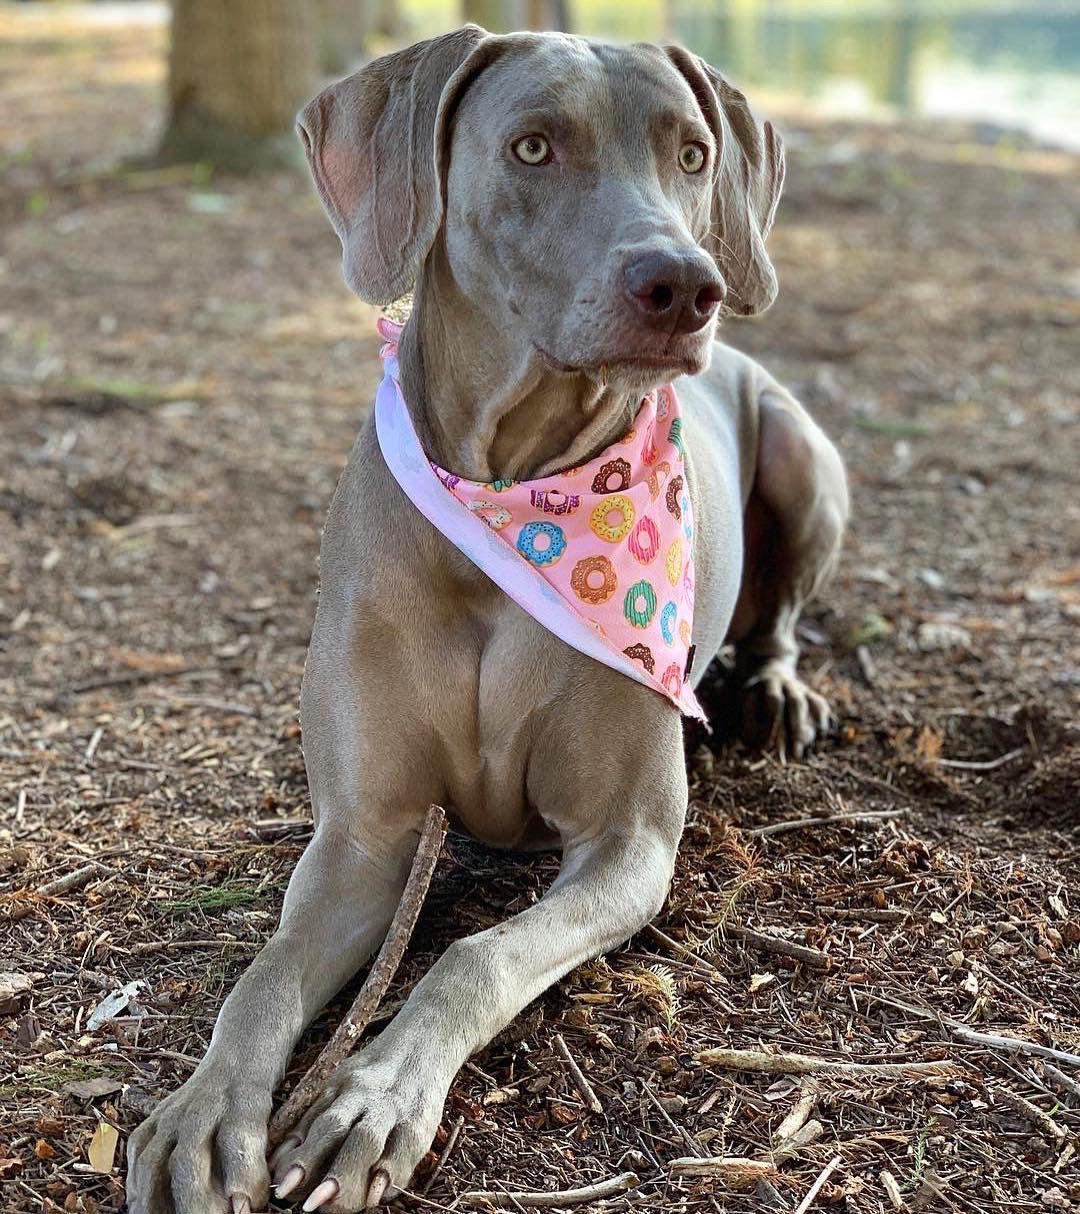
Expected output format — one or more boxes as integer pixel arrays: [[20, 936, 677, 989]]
[[374, 318, 705, 721]]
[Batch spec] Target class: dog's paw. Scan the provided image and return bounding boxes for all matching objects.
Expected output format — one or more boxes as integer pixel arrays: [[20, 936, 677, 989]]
[[739, 662, 832, 761], [270, 1050, 445, 1212], [126, 1067, 272, 1214]]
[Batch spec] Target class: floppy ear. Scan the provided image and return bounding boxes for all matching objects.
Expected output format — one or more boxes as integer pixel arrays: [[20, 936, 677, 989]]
[[666, 47, 785, 316], [297, 24, 490, 303]]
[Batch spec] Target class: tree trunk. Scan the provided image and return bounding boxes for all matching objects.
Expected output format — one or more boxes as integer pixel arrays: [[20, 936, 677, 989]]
[[317, 0, 369, 75], [463, 0, 514, 33], [160, 0, 319, 171]]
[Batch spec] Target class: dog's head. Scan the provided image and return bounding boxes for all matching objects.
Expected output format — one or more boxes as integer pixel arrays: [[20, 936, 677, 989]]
[[298, 27, 784, 390]]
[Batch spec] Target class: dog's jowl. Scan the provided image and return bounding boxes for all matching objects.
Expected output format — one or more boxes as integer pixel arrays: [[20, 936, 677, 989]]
[[127, 26, 848, 1214]]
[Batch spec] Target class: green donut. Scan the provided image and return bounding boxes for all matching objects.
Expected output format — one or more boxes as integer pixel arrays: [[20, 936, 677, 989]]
[[624, 579, 657, 628]]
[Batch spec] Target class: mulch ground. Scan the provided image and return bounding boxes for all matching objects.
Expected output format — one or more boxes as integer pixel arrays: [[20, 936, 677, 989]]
[[1, 8, 1078, 1214]]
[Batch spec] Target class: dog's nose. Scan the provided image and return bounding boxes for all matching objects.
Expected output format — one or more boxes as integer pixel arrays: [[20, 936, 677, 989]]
[[623, 250, 726, 334]]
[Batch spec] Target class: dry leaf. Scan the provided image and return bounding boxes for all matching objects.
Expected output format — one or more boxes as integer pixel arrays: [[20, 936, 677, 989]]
[[749, 972, 777, 993], [87, 1121, 119, 1174], [34, 1139, 56, 1160], [0, 972, 33, 1013], [108, 647, 188, 673], [64, 1077, 123, 1099]]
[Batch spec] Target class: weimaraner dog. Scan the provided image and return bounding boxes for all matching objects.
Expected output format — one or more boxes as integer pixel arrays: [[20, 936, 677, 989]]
[[128, 25, 847, 1214]]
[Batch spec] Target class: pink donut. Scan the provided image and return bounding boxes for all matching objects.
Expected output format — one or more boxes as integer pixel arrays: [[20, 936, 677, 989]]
[[627, 515, 661, 565]]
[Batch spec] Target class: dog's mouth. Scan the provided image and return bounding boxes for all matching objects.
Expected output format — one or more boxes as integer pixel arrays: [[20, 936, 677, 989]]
[[533, 337, 707, 381]]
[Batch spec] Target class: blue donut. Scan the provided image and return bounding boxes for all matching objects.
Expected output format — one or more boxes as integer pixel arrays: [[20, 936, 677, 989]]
[[516, 520, 566, 567], [660, 601, 678, 644]]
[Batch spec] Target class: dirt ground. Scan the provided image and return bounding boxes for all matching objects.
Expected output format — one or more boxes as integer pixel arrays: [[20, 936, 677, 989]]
[[2, 8, 1078, 1214]]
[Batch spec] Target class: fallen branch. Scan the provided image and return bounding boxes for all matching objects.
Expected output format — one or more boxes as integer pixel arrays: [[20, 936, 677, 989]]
[[267, 805, 447, 1148], [644, 924, 720, 976], [937, 747, 1025, 771], [725, 924, 832, 971], [8, 862, 112, 921], [460, 1172, 639, 1208], [793, 1154, 841, 1214], [994, 1085, 1067, 1140], [774, 1084, 817, 1145], [420, 1114, 464, 1195], [669, 1157, 774, 1182], [698, 1046, 967, 1079], [870, 991, 1080, 1071], [553, 1032, 603, 1114], [772, 1118, 825, 1166], [747, 808, 906, 838], [945, 1022, 1080, 1071], [1042, 1062, 1080, 1101]]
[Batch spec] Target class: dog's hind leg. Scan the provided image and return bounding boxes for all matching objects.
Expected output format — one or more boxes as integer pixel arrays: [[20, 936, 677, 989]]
[[726, 385, 849, 760]]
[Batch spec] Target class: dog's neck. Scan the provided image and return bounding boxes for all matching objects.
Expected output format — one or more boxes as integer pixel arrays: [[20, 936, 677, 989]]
[[397, 259, 641, 483]]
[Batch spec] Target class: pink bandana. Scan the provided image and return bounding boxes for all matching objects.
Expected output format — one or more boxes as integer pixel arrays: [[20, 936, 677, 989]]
[[374, 318, 705, 720]]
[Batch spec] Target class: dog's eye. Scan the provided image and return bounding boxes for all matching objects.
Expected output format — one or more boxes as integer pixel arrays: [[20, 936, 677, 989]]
[[513, 134, 551, 166], [679, 142, 707, 174]]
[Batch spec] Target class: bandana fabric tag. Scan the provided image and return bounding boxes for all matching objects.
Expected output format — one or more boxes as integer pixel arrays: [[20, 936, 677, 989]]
[[374, 318, 706, 721]]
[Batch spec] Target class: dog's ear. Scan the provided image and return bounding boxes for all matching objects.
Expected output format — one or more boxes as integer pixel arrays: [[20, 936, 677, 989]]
[[665, 47, 785, 316], [297, 24, 492, 303]]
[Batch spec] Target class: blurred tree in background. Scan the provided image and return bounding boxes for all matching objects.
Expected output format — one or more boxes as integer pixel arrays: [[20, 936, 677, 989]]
[[161, 0, 321, 170], [160, 0, 567, 171]]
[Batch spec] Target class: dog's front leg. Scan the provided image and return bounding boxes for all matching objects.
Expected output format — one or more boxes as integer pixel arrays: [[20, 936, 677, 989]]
[[270, 793, 684, 1212], [126, 818, 420, 1214]]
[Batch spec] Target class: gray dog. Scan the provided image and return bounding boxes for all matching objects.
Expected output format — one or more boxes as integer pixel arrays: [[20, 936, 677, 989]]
[[128, 25, 848, 1214]]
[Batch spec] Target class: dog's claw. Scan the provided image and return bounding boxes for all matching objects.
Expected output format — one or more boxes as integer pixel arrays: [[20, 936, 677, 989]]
[[740, 661, 831, 761], [276, 1164, 306, 1199], [366, 1169, 391, 1207], [303, 1178, 340, 1211]]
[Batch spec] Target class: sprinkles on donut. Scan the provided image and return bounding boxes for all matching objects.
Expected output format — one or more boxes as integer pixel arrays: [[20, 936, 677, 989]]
[[665, 474, 684, 520], [516, 520, 566, 567], [623, 642, 655, 675], [590, 494, 635, 543], [623, 579, 657, 628], [591, 457, 632, 494], [627, 515, 661, 565], [570, 555, 617, 605]]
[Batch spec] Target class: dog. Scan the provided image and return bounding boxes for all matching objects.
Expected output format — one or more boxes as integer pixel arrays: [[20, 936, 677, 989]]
[[127, 26, 848, 1214]]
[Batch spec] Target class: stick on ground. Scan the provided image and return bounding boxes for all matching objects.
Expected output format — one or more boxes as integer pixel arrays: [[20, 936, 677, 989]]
[[669, 1157, 775, 1181], [552, 1032, 603, 1114], [793, 1154, 841, 1214], [698, 1046, 968, 1079], [460, 1172, 639, 1208], [267, 804, 447, 1149], [725, 923, 832, 970]]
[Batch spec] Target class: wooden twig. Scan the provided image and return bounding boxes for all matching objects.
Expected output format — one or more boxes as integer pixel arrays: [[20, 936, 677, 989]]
[[460, 1172, 639, 1208], [267, 805, 447, 1148], [669, 1157, 774, 1181], [1042, 1062, 1080, 1100], [855, 644, 877, 687], [552, 1033, 603, 1114], [870, 990, 1080, 1070], [944, 1022, 1080, 1070], [697, 1046, 967, 1079], [772, 1119, 824, 1166], [644, 924, 720, 976], [993, 1085, 1067, 1140], [793, 1155, 841, 1214], [748, 808, 906, 838], [8, 862, 112, 921], [774, 1083, 816, 1144], [725, 924, 831, 971], [879, 1170, 904, 1210], [937, 747, 1025, 771], [420, 1114, 465, 1195]]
